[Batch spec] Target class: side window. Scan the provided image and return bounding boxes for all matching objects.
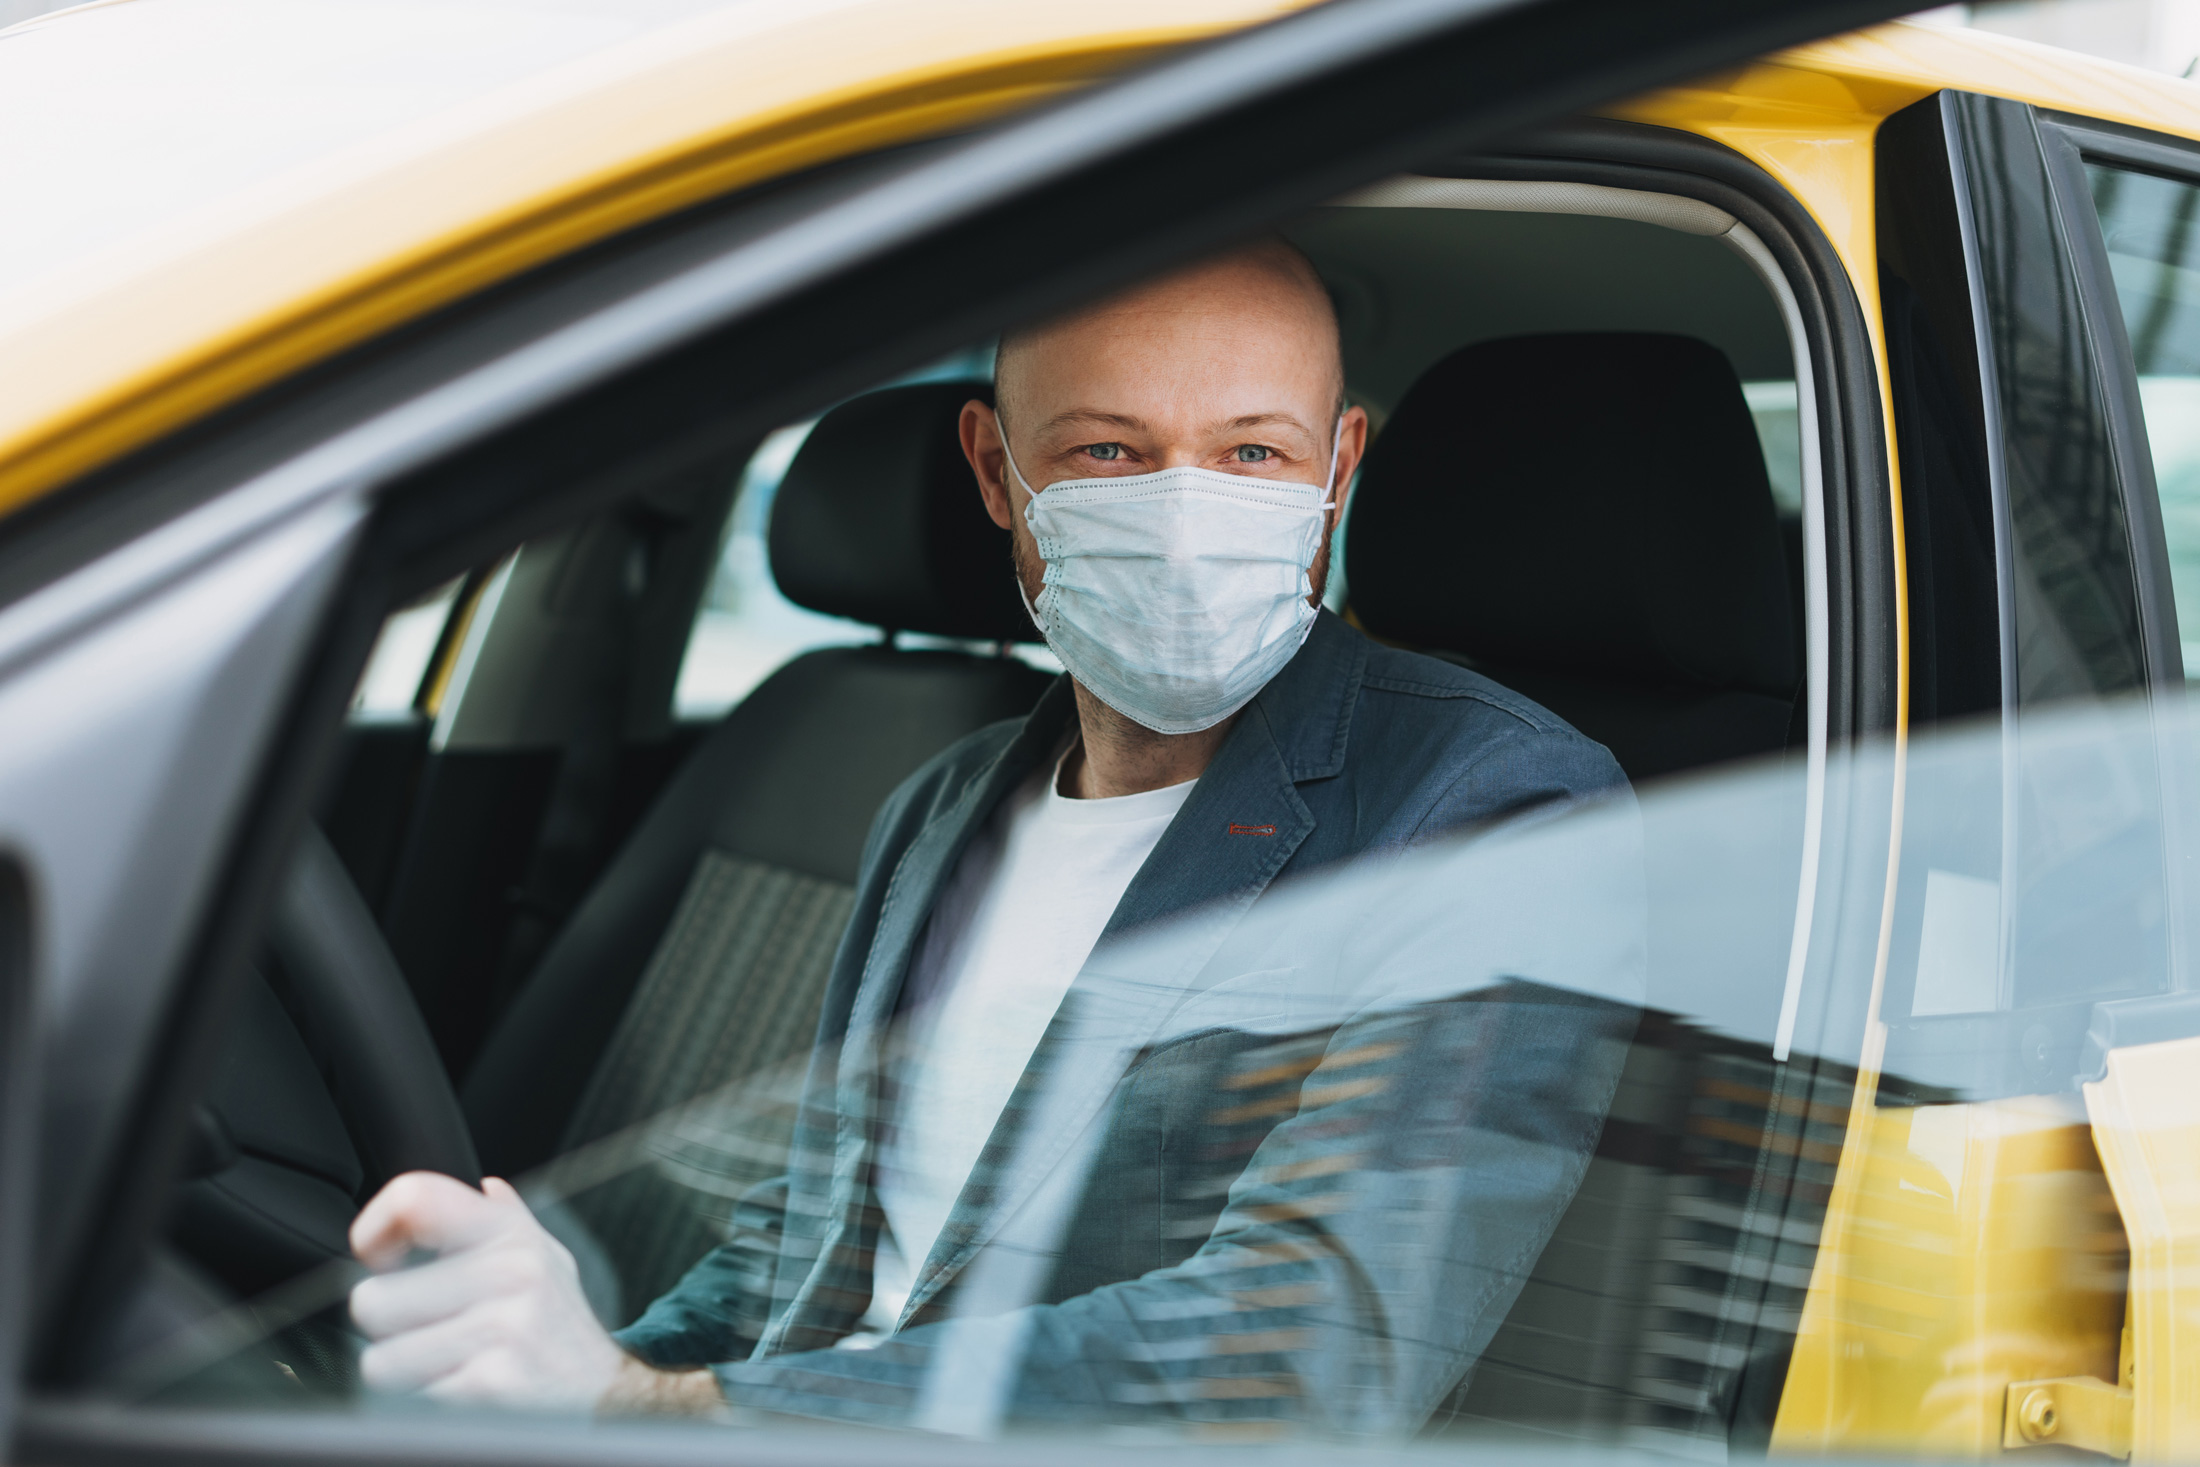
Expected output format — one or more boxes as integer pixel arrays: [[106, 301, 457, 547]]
[[1869, 96, 2172, 1090], [673, 349, 1010, 721], [670, 421, 865, 720], [349, 577, 463, 718], [1744, 377, 1806, 517], [2087, 163, 2200, 677]]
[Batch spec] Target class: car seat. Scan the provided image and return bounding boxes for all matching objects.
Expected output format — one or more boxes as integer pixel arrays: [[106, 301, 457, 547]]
[[1348, 334, 1808, 1442], [1345, 332, 1800, 782], [459, 379, 1051, 1318]]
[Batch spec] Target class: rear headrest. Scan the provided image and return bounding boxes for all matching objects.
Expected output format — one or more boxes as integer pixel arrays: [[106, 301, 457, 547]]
[[768, 379, 1034, 642], [1345, 332, 1796, 697]]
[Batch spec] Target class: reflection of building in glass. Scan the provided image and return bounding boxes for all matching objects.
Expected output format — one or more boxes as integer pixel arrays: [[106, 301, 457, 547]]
[[1429, 1011, 1887, 1451]]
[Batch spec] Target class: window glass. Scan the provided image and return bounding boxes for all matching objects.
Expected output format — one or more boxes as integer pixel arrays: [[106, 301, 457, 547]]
[[127, 203, 2200, 1467], [672, 347, 1025, 720], [671, 420, 865, 719], [120, 705, 2200, 1459], [1743, 378, 1804, 515], [348, 576, 460, 718], [2088, 163, 2200, 675]]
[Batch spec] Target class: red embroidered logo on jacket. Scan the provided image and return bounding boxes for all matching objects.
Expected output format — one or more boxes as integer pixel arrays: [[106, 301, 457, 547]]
[[1227, 823, 1278, 836]]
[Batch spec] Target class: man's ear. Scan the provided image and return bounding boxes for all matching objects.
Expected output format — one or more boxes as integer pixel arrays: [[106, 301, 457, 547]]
[[1328, 404, 1370, 533], [961, 400, 1015, 530]]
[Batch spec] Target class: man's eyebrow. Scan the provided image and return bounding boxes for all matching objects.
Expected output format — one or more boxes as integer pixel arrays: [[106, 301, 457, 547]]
[[1036, 409, 1149, 436], [1217, 412, 1318, 437]]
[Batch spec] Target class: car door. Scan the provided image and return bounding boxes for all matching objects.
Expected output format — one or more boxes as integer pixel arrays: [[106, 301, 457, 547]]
[[0, 0, 1936, 1460], [1767, 89, 2200, 1461]]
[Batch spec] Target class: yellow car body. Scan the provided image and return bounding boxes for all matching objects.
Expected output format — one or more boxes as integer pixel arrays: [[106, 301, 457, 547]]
[[6, 1, 2200, 1458], [0, 0, 2194, 528]]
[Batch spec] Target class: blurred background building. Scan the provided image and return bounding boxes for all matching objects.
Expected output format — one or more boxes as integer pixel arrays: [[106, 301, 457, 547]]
[[1916, 0, 2200, 72], [1, 0, 2197, 71]]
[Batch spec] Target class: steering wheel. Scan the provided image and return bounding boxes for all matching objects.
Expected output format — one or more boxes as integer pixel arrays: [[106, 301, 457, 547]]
[[267, 825, 482, 1190], [169, 826, 479, 1301]]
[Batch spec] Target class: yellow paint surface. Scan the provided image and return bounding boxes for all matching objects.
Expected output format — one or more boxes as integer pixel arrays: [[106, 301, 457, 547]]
[[5, 7, 2200, 520], [2087, 1036, 2200, 1460], [1773, 1097, 2127, 1455], [0, 0, 1304, 515], [1615, 31, 2200, 1456]]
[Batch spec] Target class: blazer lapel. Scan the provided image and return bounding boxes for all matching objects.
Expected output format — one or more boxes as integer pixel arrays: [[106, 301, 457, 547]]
[[838, 678, 1077, 1093], [762, 678, 1074, 1352], [900, 657, 1348, 1322]]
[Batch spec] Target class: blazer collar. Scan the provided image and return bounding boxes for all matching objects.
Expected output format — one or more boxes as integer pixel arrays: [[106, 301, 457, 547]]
[[1249, 608, 1367, 783], [845, 612, 1371, 1118], [856, 611, 1363, 995]]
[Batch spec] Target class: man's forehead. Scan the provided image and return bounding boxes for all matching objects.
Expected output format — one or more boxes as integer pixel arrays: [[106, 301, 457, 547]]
[[1008, 308, 1339, 411], [1022, 290, 1333, 356]]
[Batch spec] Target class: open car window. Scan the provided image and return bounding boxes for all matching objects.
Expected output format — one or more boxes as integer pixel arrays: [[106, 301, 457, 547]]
[[672, 346, 1041, 721]]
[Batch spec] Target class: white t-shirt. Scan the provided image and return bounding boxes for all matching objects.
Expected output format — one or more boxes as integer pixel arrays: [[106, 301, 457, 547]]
[[858, 746, 1195, 1335]]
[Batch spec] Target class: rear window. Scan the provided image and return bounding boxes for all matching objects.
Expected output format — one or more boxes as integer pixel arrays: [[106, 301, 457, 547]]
[[2087, 162, 2200, 676]]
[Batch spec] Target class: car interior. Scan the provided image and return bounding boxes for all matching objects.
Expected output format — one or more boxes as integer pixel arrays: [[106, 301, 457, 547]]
[[152, 174, 1829, 1444]]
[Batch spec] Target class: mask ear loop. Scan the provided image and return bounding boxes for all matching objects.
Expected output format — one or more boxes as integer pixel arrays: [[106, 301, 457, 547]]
[[1320, 413, 1346, 510], [997, 418, 1039, 507], [994, 416, 1052, 634]]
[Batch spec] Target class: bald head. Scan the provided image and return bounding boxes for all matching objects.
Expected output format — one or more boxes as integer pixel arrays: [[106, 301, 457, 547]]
[[994, 239, 1344, 433]]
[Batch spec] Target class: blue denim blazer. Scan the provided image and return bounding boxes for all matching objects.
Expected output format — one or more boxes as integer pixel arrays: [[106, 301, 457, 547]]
[[617, 612, 1636, 1435]]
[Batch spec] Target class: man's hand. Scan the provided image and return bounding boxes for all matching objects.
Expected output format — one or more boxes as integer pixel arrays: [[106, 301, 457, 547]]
[[349, 1172, 712, 1413]]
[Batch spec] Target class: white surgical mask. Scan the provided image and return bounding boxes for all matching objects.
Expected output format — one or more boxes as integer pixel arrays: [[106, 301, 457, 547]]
[[1003, 422, 1342, 735]]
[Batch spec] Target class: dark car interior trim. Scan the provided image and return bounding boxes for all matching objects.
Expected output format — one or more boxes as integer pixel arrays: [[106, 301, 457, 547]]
[[1876, 93, 2007, 730], [1362, 119, 1891, 1446], [0, 857, 31, 1453]]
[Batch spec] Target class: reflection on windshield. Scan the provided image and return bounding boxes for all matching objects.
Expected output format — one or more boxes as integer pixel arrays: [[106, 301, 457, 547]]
[[117, 696, 2200, 1458]]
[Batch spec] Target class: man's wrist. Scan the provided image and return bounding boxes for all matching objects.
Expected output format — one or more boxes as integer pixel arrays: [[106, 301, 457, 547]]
[[598, 1353, 730, 1419]]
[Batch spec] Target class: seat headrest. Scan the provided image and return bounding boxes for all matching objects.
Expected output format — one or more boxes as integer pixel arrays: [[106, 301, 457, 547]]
[[1345, 332, 1796, 698], [768, 379, 1034, 642]]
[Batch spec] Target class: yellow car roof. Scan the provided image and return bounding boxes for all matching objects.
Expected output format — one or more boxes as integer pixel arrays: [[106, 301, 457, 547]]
[[1, 0, 2197, 522]]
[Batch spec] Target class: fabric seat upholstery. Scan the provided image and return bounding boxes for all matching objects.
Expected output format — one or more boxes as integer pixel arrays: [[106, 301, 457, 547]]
[[461, 379, 1050, 1318], [1345, 332, 1799, 782], [1349, 336, 1802, 1441]]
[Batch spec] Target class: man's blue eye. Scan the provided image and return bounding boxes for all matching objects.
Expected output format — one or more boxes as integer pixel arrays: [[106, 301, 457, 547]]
[[1089, 443, 1122, 461], [1236, 445, 1271, 462]]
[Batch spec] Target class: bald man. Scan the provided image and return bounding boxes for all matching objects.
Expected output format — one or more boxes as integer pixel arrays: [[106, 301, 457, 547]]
[[346, 241, 1634, 1432]]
